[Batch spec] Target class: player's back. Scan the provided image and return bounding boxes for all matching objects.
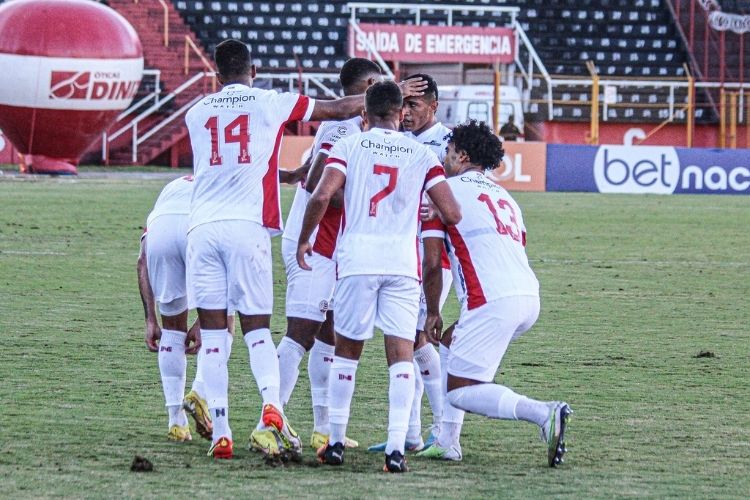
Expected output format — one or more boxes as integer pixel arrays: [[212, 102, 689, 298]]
[[147, 175, 193, 227], [327, 128, 444, 279], [446, 171, 538, 309], [185, 84, 311, 232]]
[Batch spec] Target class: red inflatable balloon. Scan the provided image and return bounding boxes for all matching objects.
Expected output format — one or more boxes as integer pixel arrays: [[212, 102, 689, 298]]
[[0, 0, 143, 174]]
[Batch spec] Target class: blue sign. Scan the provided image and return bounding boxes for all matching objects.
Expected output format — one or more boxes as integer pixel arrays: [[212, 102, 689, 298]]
[[546, 144, 750, 195]]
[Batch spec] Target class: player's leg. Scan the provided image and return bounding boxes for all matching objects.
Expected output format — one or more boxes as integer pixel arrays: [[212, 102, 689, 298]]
[[187, 222, 233, 458], [226, 220, 300, 457], [413, 331, 442, 444], [146, 216, 192, 441], [277, 238, 325, 407], [377, 275, 422, 473], [318, 275, 377, 466], [443, 296, 571, 467]]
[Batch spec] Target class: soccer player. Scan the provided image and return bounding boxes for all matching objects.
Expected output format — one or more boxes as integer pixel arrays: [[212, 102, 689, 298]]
[[137, 175, 234, 442], [369, 74, 452, 452], [184, 40, 426, 459], [415, 120, 571, 467], [297, 81, 461, 472], [278, 58, 383, 450]]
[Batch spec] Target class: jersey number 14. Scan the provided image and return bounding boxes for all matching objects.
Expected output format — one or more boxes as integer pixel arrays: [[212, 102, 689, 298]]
[[204, 115, 251, 166]]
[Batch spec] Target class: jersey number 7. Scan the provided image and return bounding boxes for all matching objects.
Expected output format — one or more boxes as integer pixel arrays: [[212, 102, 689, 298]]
[[369, 164, 398, 217], [204, 115, 251, 166]]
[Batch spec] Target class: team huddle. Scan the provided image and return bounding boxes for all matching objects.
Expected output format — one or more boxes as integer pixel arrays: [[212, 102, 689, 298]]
[[137, 39, 571, 473]]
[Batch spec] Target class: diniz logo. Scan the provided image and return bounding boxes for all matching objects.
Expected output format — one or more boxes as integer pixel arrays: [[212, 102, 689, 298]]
[[594, 145, 680, 194], [49, 71, 140, 101]]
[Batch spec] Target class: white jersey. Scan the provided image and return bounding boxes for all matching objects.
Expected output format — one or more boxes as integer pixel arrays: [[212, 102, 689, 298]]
[[326, 127, 446, 279], [422, 170, 539, 310], [185, 83, 314, 233], [145, 175, 193, 228], [282, 116, 361, 244], [404, 122, 452, 163]]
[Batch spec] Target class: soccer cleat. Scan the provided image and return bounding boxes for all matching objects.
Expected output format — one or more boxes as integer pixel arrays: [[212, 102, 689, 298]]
[[207, 436, 233, 459], [167, 424, 192, 442], [368, 437, 424, 453], [261, 404, 302, 458], [383, 450, 409, 473], [183, 390, 212, 440], [248, 428, 284, 457], [310, 431, 359, 450], [317, 441, 345, 466], [545, 402, 572, 467], [415, 442, 462, 461]]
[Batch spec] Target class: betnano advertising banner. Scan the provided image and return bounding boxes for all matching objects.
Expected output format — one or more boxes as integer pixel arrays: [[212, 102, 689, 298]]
[[349, 23, 516, 63], [547, 144, 750, 195]]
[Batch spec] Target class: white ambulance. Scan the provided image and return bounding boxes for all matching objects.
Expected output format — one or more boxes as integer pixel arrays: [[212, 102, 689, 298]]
[[436, 85, 524, 139]]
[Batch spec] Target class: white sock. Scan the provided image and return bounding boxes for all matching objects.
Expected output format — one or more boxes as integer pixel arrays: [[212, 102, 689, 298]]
[[407, 362, 424, 442], [415, 344, 443, 431], [244, 328, 281, 409], [308, 339, 335, 434], [159, 329, 188, 427], [386, 361, 415, 455], [191, 343, 206, 400], [448, 384, 547, 426], [200, 329, 231, 440], [438, 344, 464, 448], [328, 356, 358, 445], [277, 336, 307, 407]]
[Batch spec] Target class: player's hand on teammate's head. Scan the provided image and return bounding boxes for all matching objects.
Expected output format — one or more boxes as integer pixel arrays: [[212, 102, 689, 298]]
[[398, 77, 428, 98], [296, 240, 314, 271], [145, 320, 162, 352], [185, 326, 202, 355], [423, 313, 444, 346]]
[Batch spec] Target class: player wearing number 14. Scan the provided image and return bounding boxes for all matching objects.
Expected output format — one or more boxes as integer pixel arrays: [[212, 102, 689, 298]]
[[183, 39, 374, 459]]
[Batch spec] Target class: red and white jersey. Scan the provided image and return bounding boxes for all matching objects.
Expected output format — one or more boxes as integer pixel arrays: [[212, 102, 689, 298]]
[[404, 122, 452, 163], [185, 83, 314, 233], [326, 127, 446, 279], [422, 170, 538, 310], [146, 175, 194, 228], [282, 116, 361, 246]]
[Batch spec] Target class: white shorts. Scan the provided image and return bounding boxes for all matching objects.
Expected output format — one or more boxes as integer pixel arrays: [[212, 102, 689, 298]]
[[146, 214, 189, 316], [334, 274, 421, 342], [281, 237, 336, 322], [416, 268, 454, 331], [186, 220, 272, 315], [449, 295, 540, 382]]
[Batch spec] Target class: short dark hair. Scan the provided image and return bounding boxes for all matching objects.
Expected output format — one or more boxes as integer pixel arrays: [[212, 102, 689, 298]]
[[404, 73, 438, 101], [340, 58, 382, 91], [365, 81, 403, 119], [214, 40, 251, 80], [449, 120, 504, 170]]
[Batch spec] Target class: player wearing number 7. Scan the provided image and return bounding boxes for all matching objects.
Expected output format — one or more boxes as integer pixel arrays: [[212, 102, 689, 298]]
[[296, 81, 461, 473], [416, 120, 572, 467], [183, 40, 427, 460]]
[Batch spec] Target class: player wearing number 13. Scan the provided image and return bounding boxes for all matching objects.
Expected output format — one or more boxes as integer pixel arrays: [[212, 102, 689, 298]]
[[418, 121, 571, 467], [297, 81, 461, 472], [183, 40, 378, 459]]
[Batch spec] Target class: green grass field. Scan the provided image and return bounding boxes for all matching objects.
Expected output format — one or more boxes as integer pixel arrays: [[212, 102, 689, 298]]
[[1, 174, 748, 498]]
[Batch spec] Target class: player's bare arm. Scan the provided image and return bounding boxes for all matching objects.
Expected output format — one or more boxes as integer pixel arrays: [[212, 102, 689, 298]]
[[297, 167, 346, 270], [279, 154, 312, 184], [305, 152, 345, 207], [426, 181, 462, 225], [309, 77, 427, 121], [136, 239, 161, 352], [422, 236, 445, 345]]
